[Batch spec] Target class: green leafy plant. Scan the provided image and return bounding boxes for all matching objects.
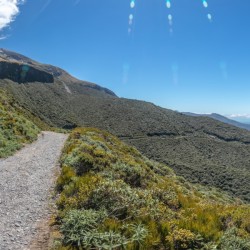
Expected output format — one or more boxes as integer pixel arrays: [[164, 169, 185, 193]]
[[61, 209, 148, 249], [218, 227, 250, 250]]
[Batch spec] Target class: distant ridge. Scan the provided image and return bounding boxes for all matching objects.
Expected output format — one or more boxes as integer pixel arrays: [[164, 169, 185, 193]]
[[0, 48, 117, 97], [183, 112, 250, 131]]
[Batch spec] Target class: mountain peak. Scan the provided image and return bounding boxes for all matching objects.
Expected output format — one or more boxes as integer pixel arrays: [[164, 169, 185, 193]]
[[0, 49, 54, 84], [0, 49, 117, 96]]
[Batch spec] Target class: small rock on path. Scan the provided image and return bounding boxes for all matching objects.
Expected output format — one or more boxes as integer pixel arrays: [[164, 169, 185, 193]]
[[0, 132, 68, 250]]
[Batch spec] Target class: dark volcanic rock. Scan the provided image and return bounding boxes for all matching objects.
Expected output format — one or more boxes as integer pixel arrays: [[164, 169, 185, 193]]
[[0, 61, 54, 83], [0, 48, 116, 97]]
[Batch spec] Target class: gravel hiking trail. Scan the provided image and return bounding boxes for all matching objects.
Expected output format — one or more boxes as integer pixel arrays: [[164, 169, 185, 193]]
[[0, 132, 68, 250]]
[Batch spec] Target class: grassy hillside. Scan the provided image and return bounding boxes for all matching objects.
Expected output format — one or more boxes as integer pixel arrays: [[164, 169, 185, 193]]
[[1, 50, 250, 202], [52, 128, 250, 250], [4, 80, 250, 202], [0, 89, 40, 157]]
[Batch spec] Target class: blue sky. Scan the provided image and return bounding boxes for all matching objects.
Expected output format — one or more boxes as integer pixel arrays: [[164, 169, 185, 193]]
[[0, 0, 250, 122]]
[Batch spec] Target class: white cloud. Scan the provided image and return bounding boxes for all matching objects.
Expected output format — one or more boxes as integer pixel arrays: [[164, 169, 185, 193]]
[[0, 0, 25, 31], [228, 114, 250, 119]]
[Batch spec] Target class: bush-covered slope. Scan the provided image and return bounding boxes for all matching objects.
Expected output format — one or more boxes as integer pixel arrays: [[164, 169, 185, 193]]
[[53, 128, 250, 250], [183, 112, 250, 131], [1, 49, 250, 202], [0, 89, 40, 157], [4, 79, 250, 202]]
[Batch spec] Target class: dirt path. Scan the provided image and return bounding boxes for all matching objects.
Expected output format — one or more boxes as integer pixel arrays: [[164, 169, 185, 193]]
[[0, 132, 68, 250]]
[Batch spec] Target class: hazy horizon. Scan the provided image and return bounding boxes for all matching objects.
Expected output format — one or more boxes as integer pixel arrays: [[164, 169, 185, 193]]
[[231, 117, 250, 124]]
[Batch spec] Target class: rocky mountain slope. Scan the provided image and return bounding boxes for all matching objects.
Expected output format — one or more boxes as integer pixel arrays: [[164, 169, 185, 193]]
[[1, 49, 250, 202], [0, 48, 116, 97]]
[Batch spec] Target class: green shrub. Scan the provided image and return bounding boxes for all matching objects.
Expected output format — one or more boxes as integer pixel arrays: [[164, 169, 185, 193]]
[[0, 90, 40, 157], [218, 227, 250, 250], [61, 209, 107, 247], [61, 209, 148, 249], [165, 228, 203, 249], [55, 128, 250, 250]]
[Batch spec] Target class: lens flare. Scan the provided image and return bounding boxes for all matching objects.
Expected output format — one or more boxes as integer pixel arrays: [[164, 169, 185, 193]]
[[128, 1, 136, 35], [166, 0, 171, 9], [20, 65, 30, 81], [129, 14, 133, 25], [127, 0, 213, 36], [203, 0, 208, 8], [122, 63, 130, 84], [207, 13, 212, 21], [165, 1, 173, 34], [130, 0, 135, 8], [168, 14, 173, 27], [201, 0, 213, 22]]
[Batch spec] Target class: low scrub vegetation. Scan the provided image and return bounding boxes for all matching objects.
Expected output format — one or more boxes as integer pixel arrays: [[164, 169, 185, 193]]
[[4, 79, 250, 202], [0, 89, 40, 157], [131, 134, 250, 202], [53, 128, 250, 249]]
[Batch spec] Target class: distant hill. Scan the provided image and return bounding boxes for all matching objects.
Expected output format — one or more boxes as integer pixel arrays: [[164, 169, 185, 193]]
[[1, 49, 250, 202], [183, 112, 250, 131], [0, 48, 116, 97]]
